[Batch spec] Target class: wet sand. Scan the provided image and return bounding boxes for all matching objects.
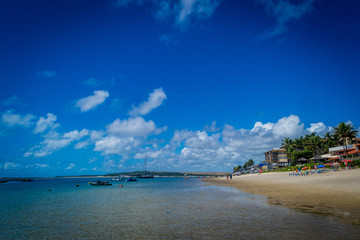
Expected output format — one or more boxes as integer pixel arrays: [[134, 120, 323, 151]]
[[204, 168, 360, 224]]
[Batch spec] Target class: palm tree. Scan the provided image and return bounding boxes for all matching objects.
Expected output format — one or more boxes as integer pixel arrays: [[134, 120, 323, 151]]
[[233, 165, 242, 173], [281, 137, 292, 150], [307, 135, 323, 156], [333, 122, 358, 158], [323, 132, 336, 152], [281, 137, 293, 165]]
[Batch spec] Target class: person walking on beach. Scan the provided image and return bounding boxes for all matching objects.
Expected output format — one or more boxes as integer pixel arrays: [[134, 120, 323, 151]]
[[230, 173, 232, 180], [226, 174, 229, 180]]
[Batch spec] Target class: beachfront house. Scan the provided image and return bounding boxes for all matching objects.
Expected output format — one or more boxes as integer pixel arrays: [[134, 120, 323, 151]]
[[264, 148, 289, 168], [328, 140, 360, 161]]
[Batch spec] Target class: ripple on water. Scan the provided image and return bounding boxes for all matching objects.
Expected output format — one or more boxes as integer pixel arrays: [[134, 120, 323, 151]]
[[0, 178, 359, 239]]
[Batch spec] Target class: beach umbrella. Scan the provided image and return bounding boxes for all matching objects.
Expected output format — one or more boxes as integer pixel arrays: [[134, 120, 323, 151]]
[[341, 159, 353, 163], [302, 167, 308, 170], [311, 155, 325, 161], [317, 165, 324, 168], [324, 163, 332, 166]]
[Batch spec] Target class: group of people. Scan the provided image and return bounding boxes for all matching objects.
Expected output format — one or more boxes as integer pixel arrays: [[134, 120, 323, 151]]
[[226, 173, 232, 180]]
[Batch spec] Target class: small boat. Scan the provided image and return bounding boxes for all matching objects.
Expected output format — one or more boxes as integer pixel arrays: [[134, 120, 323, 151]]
[[111, 176, 124, 181], [89, 180, 112, 186], [126, 177, 138, 182], [184, 174, 189, 179], [138, 173, 154, 179]]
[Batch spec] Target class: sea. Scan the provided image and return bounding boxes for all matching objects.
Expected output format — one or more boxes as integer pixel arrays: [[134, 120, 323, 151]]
[[0, 177, 359, 240]]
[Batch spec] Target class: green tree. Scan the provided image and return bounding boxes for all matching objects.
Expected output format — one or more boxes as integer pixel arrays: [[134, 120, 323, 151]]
[[243, 159, 254, 169], [233, 165, 242, 173], [306, 135, 323, 156], [333, 122, 358, 158]]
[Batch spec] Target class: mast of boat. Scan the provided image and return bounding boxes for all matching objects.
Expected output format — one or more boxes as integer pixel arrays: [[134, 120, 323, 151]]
[[143, 155, 147, 172]]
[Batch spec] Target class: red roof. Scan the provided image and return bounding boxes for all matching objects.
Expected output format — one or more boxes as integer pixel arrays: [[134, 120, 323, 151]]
[[347, 149, 360, 155]]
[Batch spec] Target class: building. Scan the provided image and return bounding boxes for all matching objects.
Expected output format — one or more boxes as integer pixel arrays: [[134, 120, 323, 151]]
[[264, 148, 289, 168], [328, 138, 360, 160]]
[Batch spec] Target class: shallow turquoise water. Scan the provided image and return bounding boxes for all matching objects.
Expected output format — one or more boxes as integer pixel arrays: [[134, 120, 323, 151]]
[[1, 177, 359, 239]]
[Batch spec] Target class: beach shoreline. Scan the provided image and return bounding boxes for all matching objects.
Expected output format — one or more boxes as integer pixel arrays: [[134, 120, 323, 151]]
[[204, 168, 360, 225]]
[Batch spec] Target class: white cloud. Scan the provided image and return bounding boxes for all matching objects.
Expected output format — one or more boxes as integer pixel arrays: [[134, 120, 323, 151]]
[[147, 114, 307, 171], [75, 90, 109, 112], [64, 129, 90, 140], [129, 88, 166, 116], [184, 131, 220, 149], [113, 0, 221, 31], [65, 163, 76, 170], [176, 0, 221, 28], [26, 163, 50, 169], [24, 129, 89, 158], [272, 115, 304, 138], [256, 0, 315, 40], [204, 121, 220, 132], [4, 162, 20, 170], [306, 122, 327, 134], [90, 130, 104, 140], [74, 141, 89, 149], [251, 121, 274, 132], [94, 136, 141, 155], [1, 110, 35, 127], [107, 117, 166, 137], [34, 113, 59, 134]]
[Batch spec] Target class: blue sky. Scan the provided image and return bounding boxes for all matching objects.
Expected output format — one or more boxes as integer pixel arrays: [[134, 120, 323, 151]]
[[0, 0, 359, 177]]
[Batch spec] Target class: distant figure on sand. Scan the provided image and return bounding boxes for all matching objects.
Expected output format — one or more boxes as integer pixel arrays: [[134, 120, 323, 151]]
[[226, 174, 229, 180], [230, 174, 232, 180]]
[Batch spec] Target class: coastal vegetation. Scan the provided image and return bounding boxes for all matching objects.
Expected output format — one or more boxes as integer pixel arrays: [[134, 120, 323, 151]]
[[281, 122, 358, 166], [233, 159, 254, 172], [233, 122, 359, 171]]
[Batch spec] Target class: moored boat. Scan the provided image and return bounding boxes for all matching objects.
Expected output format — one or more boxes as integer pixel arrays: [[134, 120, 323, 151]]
[[89, 180, 112, 186], [138, 156, 154, 178], [126, 177, 138, 182]]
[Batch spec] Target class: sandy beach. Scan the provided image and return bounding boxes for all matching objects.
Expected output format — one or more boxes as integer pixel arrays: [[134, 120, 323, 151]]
[[204, 168, 360, 225]]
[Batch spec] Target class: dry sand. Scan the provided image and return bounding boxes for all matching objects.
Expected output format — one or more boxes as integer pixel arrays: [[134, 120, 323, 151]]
[[204, 168, 360, 225]]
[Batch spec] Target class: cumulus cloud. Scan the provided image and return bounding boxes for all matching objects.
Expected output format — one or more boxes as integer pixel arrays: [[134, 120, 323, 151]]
[[34, 113, 59, 134], [272, 115, 304, 138], [129, 88, 167, 116], [107, 117, 166, 137], [86, 114, 338, 172], [146, 115, 308, 171], [256, 0, 315, 40], [1, 110, 35, 127], [24, 129, 89, 158], [75, 90, 109, 112], [94, 136, 141, 155], [306, 122, 331, 135]]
